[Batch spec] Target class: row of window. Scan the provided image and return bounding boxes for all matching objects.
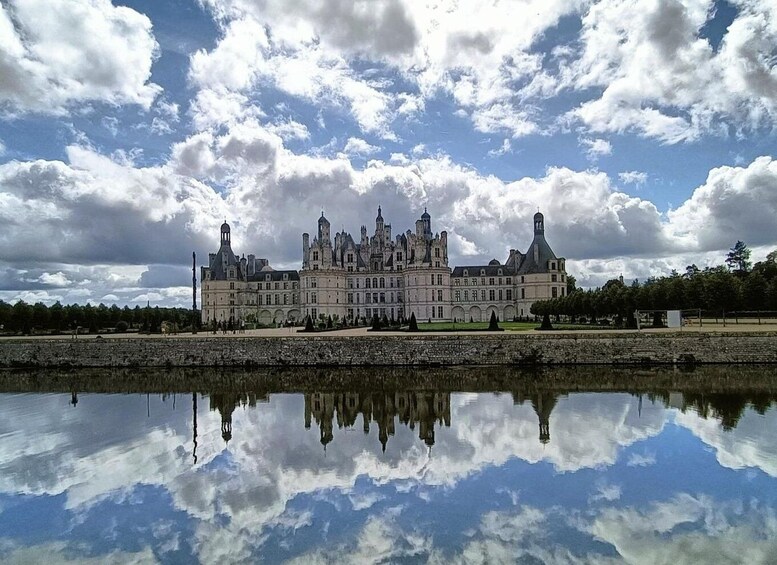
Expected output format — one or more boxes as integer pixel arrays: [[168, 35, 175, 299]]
[[455, 289, 513, 302]]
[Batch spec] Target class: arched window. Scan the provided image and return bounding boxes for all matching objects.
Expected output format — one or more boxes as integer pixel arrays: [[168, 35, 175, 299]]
[[380, 278, 385, 288]]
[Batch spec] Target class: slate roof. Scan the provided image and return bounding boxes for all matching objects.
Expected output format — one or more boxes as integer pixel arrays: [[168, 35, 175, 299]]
[[451, 264, 514, 277], [208, 245, 243, 280], [248, 269, 300, 282], [516, 233, 558, 275]]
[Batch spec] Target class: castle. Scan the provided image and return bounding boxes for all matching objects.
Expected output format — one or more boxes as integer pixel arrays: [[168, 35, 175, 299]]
[[200, 208, 567, 325]]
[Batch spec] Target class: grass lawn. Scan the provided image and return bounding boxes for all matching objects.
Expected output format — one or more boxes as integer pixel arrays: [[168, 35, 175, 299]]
[[416, 321, 537, 331]]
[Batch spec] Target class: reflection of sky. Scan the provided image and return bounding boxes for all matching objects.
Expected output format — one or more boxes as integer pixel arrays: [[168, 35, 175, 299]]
[[0, 389, 776, 563]]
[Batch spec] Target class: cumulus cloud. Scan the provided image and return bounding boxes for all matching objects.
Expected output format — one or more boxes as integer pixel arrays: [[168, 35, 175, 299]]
[[564, 0, 777, 142], [0, 0, 161, 114], [342, 137, 380, 157]]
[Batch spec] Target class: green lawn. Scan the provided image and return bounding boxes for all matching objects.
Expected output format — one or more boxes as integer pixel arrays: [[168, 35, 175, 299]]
[[416, 321, 537, 331]]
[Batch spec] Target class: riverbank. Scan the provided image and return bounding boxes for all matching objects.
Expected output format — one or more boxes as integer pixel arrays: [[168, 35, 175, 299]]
[[1, 330, 776, 367]]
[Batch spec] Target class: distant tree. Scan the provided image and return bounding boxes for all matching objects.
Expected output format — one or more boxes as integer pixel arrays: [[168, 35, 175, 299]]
[[408, 312, 418, 331], [684, 264, 700, 279], [371, 314, 381, 330], [726, 241, 752, 274], [115, 321, 129, 333], [326, 315, 333, 329], [743, 272, 768, 310], [767, 250, 777, 264], [11, 300, 32, 334], [49, 301, 64, 331], [305, 315, 314, 332]]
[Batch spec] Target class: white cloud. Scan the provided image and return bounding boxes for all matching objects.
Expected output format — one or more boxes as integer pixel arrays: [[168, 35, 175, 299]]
[[0, 0, 161, 114], [619, 171, 648, 186], [342, 137, 380, 157], [626, 451, 657, 467], [580, 137, 613, 161], [36, 272, 70, 287], [563, 0, 777, 142]]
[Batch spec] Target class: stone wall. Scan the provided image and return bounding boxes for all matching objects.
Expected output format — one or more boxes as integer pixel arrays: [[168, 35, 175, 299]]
[[1, 332, 776, 368]]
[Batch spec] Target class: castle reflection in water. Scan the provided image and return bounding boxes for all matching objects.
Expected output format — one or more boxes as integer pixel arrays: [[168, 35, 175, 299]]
[[207, 391, 559, 451]]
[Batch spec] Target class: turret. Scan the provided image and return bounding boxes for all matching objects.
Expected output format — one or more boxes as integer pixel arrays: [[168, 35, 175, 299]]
[[376, 206, 384, 232], [221, 220, 231, 247], [318, 211, 330, 242], [421, 207, 431, 237], [534, 211, 544, 235]]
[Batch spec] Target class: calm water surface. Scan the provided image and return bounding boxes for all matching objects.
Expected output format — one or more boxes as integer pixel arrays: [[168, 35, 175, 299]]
[[1, 367, 777, 564]]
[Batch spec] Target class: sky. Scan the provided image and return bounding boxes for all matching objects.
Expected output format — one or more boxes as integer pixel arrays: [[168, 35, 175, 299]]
[[0, 0, 776, 307]]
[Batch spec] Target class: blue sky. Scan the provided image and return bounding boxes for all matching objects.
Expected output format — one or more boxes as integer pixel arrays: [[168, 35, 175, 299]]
[[1, 390, 776, 562], [0, 0, 776, 306]]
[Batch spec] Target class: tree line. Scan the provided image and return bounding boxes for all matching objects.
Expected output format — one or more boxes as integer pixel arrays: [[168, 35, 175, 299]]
[[0, 301, 199, 335], [531, 243, 777, 326]]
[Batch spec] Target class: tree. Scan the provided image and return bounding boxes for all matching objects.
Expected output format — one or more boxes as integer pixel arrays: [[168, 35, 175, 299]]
[[726, 241, 752, 274], [743, 272, 768, 310], [408, 312, 418, 331], [566, 275, 578, 295], [488, 310, 500, 331], [767, 249, 777, 264], [305, 315, 315, 332]]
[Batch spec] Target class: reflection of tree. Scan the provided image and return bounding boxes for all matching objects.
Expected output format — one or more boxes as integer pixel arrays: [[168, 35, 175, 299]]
[[209, 392, 269, 444], [304, 392, 451, 452], [645, 390, 773, 431], [512, 393, 560, 445]]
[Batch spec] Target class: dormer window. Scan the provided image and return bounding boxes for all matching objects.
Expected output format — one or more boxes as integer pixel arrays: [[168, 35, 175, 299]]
[[498, 269, 502, 276], [463, 269, 468, 276], [265, 274, 271, 281], [312, 251, 319, 261], [480, 269, 485, 276], [283, 273, 289, 280], [551, 262, 556, 270]]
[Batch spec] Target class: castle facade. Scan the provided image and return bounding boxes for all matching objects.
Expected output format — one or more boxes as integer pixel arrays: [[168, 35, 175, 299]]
[[200, 209, 567, 325]]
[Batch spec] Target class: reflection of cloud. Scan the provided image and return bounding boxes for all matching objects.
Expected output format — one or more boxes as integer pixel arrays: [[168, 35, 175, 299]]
[[0, 541, 157, 564], [674, 408, 777, 477], [2, 391, 774, 563], [287, 513, 432, 565], [626, 452, 656, 467], [589, 495, 777, 564]]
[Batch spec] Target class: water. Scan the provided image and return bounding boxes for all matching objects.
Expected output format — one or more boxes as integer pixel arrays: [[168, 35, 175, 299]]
[[1, 367, 777, 564]]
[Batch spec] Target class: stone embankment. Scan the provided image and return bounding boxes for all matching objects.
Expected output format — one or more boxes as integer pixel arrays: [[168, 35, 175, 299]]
[[1, 332, 776, 368]]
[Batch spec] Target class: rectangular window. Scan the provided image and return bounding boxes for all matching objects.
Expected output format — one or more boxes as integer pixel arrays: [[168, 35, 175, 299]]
[[464, 290, 469, 301], [437, 289, 443, 301], [347, 266, 353, 272], [258, 295, 263, 306], [275, 294, 280, 305], [552, 287, 558, 298], [498, 289, 503, 301], [481, 290, 486, 301], [437, 274, 443, 285], [347, 293, 353, 303], [312, 293, 317, 303], [313, 251, 319, 261], [438, 306, 443, 318], [348, 253, 354, 262], [312, 308, 317, 319], [366, 308, 372, 318], [521, 288, 525, 299], [455, 290, 460, 301], [435, 248, 440, 257], [506, 289, 512, 300], [311, 280, 317, 288], [489, 278, 495, 286], [380, 292, 385, 303], [506, 278, 512, 285], [366, 278, 371, 289], [397, 252, 402, 261], [489, 289, 495, 301], [551, 274, 557, 282]]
